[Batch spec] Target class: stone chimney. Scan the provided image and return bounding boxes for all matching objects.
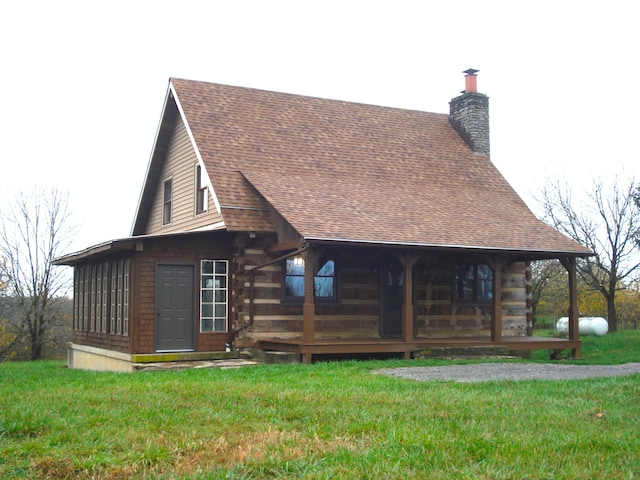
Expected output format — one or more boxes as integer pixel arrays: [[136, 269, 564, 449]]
[[449, 69, 490, 156]]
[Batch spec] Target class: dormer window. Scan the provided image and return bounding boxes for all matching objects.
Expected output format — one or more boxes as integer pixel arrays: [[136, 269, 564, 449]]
[[162, 178, 172, 225], [195, 164, 208, 214]]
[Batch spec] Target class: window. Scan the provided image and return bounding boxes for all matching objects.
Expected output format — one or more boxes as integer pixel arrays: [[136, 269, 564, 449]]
[[200, 260, 228, 332], [283, 255, 337, 303], [90, 265, 97, 331], [72, 258, 130, 336], [162, 178, 172, 225], [195, 164, 208, 214], [453, 262, 493, 303], [100, 262, 108, 333]]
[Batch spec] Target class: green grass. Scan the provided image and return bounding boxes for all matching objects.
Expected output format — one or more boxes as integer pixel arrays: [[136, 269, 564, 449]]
[[1, 332, 639, 479], [532, 328, 640, 363]]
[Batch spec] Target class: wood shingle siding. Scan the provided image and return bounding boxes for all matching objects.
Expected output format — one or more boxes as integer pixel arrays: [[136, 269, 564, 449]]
[[144, 116, 223, 234]]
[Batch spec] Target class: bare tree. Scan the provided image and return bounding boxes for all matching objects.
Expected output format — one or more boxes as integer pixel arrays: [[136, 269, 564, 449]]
[[530, 259, 566, 325], [537, 176, 640, 332], [0, 187, 75, 360]]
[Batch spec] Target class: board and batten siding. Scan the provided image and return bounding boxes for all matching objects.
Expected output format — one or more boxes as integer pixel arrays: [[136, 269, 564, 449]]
[[143, 115, 223, 235]]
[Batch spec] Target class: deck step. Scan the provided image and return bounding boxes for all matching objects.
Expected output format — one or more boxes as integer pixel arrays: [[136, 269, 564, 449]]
[[264, 350, 301, 364]]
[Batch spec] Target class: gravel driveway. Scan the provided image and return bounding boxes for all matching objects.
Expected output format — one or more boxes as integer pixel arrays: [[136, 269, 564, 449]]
[[374, 362, 640, 383]]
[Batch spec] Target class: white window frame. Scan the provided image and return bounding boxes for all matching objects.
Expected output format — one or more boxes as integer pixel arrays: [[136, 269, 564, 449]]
[[162, 177, 173, 225], [200, 260, 228, 332], [195, 164, 208, 214]]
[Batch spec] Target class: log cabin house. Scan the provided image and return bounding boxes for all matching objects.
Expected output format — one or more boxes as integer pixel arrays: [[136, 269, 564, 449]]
[[54, 70, 591, 372]]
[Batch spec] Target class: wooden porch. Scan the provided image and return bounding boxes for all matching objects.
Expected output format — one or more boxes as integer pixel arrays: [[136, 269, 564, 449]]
[[257, 336, 582, 364], [269, 250, 582, 364]]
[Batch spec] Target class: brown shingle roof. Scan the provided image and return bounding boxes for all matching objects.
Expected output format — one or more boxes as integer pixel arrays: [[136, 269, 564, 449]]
[[170, 78, 590, 255]]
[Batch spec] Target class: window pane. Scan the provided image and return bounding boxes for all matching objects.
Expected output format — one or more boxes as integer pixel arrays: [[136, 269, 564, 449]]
[[286, 257, 305, 275], [202, 261, 213, 274], [314, 277, 334, 298], [201, 318, 213, 332], [214, 318, 226, 332], [285, 276, 304, 297], [202, 304, 213, 317], [477, 264, 493, 300], [215, 304, 226, 318], [215, 262, 227, 274], [214, 290, 225, 303], [202, 290, 213, 303], [317, 259, 334, 276], [202, 276, 214, 289]]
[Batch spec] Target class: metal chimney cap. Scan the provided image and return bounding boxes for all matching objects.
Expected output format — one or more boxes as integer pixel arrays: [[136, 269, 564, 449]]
[[463, 68, 479, 75]]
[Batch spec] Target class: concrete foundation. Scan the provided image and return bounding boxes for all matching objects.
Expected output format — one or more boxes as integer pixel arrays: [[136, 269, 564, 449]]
[[66, 343, 240, 372]]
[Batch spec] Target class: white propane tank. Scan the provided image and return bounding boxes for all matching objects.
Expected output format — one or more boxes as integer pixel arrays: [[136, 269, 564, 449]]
[[589, 317, 609, 336], [556, 317, 608, 336], [579, 318, 595, 336], [556, 317, 568, 334]]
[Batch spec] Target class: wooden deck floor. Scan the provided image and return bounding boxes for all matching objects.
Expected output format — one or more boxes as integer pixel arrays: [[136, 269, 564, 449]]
[[257, 336, 582, 363]]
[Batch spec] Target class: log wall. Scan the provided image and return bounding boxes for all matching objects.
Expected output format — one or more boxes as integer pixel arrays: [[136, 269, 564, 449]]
[[240, 246, 530, 343], [414, 259, 529, 337]]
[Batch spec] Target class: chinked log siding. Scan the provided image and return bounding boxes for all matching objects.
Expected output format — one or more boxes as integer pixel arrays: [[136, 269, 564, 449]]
[[238, 244, 530, 343], [415, 260, 529, 338], [144, 115, 223, 235], [238, 248, 382, 343]]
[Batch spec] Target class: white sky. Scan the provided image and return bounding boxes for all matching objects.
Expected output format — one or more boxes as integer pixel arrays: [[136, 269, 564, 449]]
[[1, 0, 638, 253]]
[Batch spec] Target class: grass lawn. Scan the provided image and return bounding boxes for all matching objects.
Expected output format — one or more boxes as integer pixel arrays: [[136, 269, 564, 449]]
[[1, 331, 639, 479]]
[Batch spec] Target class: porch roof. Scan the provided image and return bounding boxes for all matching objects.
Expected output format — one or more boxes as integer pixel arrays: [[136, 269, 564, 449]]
[[53, 227, 226, 266], [242, 171, 591, 258]]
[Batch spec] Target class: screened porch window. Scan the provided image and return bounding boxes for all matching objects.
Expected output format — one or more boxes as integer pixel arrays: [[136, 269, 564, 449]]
[[200, 260, 228, 332], [283, 255, 336, 303], [72, 258, 129, 336], [454, 262, 493, 304]]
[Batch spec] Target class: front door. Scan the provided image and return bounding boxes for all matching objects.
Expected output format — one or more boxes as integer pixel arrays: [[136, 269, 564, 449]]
[[380, 256, 404, 337], [155, 264, 195, 352]]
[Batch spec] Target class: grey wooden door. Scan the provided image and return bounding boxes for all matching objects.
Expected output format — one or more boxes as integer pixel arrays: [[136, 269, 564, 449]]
[[155, 264, 195, 352]]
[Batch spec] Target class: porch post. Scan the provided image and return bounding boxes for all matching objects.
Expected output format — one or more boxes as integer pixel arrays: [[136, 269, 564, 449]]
[[402, 254, 419, 347], [491, 257, 504, 342], [566, 257, 580, 344], [302, 248, 316, 363]]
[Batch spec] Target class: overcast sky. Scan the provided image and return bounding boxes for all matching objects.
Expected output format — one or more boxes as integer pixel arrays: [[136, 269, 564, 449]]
[[1, 1, 637, 253]]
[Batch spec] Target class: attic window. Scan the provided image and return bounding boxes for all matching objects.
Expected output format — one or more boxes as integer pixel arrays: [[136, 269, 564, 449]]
[[162, 178, 172, 225], [195, 164, 208, 214], [283, 255, 337, 303], [453, 262, 493, 304]]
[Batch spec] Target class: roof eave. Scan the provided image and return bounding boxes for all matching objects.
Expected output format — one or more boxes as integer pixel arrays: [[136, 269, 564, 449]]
[[303, 236, 593, 259]]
